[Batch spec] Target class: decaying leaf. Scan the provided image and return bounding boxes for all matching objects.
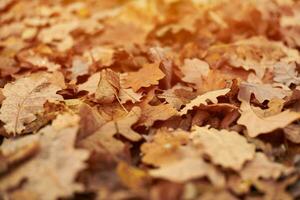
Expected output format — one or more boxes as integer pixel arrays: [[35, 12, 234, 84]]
[[0, 72, 64, 136]]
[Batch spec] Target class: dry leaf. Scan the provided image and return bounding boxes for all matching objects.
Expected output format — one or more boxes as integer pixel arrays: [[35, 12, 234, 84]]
[[273, 62, 300, 86], [191, 126, 255, 170], [78, 72, 100, 94], [139, 102, 178, 127], [240, 153, 292, 181], [0, 72, 64, 136], [95, 69, 120, 103], [141, 129, 190, 167], [283, 124, 300, 143], [237, 101, 300, 137], [149, 157, 225, 187], [181, 58, 210, 87], [180, 88, 230, 115], [238, 82, 288, 103], [116, 161, 149, 190], [123, 62, 165, 91], [0, 114, 89, 200]]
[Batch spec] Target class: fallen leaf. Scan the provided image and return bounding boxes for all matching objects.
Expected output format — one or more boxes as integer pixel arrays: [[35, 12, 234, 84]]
[[180, 88, 230, 115], [191, 126, 255, 170], [240, 152, 292, 181], [273, 62, 300, 86], [181, 58, 210, 88], [237, 101, 300, 137], [78, 72, 100, 94], [116, 161, 149, 190], [149, 157, 225, 187], [238, 82, 289, 103], [0, 113, 89, 200], [0, 72, 64, 136], [123, 62, 165, 91], [95, 69, 120, 103], [141, 128, 190, 167]]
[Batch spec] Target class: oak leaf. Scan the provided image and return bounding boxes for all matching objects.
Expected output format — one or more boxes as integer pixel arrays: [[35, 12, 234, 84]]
[[149, 158, 225, 187], [122, 62, 165, 91], [240, 153, 292, 181], [238, 82, 288, 103], [0, 113, 89, 200], [78, 72, 100, 94], [181, 58, 210, 88], [0, 72, 64, 136], [273, 62, 300, 86], [180, 88, 230, 115], [237, 101, 300, 137], [191, 126, 255, 170], [95, 69, 120, 103], [141, 129, 190, 167]]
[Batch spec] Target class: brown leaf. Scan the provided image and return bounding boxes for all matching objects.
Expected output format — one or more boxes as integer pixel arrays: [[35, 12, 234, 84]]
[[123, 62, 165, 91], [238, 82, 289, 103], [273, 62, 300, 87], [0, 72, 64, 136], [95, 69, 120, 103], [191, 126, 255, 170], [237, 100, 300, 137], [240, 152, 292, 181], [0, 113, 89, 200], [149, 158, 225, 187], [141, 129, 190, 167], [181, 58, 210, 88], [180, 88, 230, 115]]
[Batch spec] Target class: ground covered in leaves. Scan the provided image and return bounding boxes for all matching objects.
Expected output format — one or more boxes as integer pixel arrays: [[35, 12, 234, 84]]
[[1, 0, 300, 199]]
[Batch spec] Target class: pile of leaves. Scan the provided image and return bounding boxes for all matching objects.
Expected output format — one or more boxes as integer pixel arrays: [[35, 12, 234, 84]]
[[1, 0, 300, 199]]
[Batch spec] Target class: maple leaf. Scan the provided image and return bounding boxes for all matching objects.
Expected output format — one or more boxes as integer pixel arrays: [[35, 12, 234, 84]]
[[237, 101, 300, 137], [149, 157, 225, 187], [191, 126, 255, 170], [0, 72, 64, 136], [179, 88, 230, 115], [122, 62, 165, 91], [0, 113, 89, 200]]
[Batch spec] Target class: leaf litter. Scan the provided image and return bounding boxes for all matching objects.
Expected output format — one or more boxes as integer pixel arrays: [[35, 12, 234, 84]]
[[1, 0, 300, 200]]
